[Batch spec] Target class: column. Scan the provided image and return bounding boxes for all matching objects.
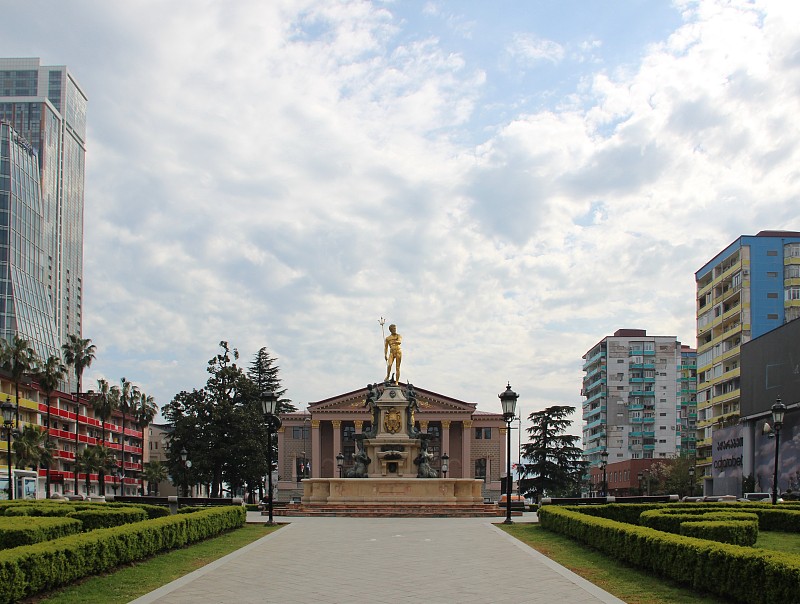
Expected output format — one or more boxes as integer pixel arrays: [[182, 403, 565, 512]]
[[354, 420, 363, 435], [499, 426, 507, 484], [277, 426, 285, 480], [462, 420, 473, 478], [419, 420, 429, 434], [311, 420, 321, 478], [332, 420, 342, 463], [441, 420, 451, 456]]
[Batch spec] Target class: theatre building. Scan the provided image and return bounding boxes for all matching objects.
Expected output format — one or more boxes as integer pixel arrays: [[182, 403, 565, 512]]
[[276, 384, 507, 501]]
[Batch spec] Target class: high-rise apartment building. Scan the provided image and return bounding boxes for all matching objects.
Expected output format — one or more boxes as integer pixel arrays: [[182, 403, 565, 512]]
[[0, 57, 87, 356], [582, 329, 696, 468], [694, 230, 800, 493]]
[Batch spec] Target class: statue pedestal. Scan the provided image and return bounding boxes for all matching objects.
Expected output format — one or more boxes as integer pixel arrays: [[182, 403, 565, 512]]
[[303, 478, 484, 505]]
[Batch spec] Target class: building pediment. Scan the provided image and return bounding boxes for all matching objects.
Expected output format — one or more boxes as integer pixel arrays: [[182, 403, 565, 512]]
[[303, 384, 479, 416]]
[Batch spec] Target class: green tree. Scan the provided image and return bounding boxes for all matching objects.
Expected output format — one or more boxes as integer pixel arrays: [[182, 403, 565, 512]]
[[116, 378, 139, 489], [519, 405, 587, 501], [61, 334, 96, 495], [0, 335, 40, 426], [75, 445, 100, 496], [142, 460, 168, 495], [12, 425, 52, 471], [89, 379, 118, 495], [34, 355, 67, 498]]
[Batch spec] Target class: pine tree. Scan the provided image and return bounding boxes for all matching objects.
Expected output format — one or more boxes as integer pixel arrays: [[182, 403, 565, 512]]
[[519, 405, 587, 501]]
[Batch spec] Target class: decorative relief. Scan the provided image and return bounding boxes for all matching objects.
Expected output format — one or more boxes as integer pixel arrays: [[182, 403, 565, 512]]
[[384, 407, 402, 434], [311, 420, 320, 428], [419, 420, 429, 431], [441, 420, 451, 429], [354, 420, 363, 430], [463, 420, 473, 428], [332, 420, 341, 428]]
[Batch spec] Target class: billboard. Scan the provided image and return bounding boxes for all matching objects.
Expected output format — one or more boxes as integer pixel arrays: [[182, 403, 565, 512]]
[[753, 411, 800, 495], [712, 424, 743, 496], [741, 318, 800, 418]]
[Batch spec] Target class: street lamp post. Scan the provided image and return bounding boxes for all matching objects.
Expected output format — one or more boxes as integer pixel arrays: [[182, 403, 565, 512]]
[[179, 448, 191, 497], [643, 469, 650, 496], [771, 398, 786, 505], [2, 401, 15, 500], [688, 466, 695, 498], [637, 471, 644, 496], [441, 453, 449, 478], [261, 391, 281, 526], [499, 383, 519, 525], [336, 452, 344, 477], [600, 450, 609, 497]]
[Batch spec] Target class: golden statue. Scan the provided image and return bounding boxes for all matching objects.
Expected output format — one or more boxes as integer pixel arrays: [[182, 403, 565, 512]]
[[384, 323, 402, 384]]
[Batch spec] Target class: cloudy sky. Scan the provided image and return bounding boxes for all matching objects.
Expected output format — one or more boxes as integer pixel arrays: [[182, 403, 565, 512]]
[[3, 1, 800, 445]]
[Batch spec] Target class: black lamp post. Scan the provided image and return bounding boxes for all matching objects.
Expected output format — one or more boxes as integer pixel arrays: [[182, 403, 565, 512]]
[[499, 383, 518, 524], [2, 401, 15, 500], [336, 452, 344, 477], [688, 466, 695, 497], [643, 469, 650, 496], [600, 449, 609, 496], [637, 471, 644, 496], [441, 452, 449, 478], [179, 448, 190, 497], [771, 398, 786, 505], [261, 390, 280, 525]]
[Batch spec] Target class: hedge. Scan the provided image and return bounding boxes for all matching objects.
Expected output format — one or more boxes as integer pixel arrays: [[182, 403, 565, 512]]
[[639, 508, 759, 539], [0, 517, 82, 550], [538, 505, 800, 603], [680, 520, 759, 547], [0, 506, 246, 603], [67, 507, 148, 531]]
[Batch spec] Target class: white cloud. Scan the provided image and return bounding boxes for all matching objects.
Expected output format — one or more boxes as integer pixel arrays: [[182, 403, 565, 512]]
[[2, 0, 799, 441]]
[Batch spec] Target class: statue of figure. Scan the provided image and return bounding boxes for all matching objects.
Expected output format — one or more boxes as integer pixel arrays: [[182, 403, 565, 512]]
[[363, 383, 381, 438], [414, 435, 438, 478], [384, 324, 402, 384], [346, 436, 371, 478], [406, 383, 420, 438]]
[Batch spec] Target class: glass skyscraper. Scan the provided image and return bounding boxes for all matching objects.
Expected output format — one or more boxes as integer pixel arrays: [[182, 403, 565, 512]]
[[0, 58, 87, 359]]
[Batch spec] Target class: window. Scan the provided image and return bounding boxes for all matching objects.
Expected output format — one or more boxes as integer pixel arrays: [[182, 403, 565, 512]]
[[767, 292, 778, 299], [785, 243, 800, 258], [767, 314, 779, 320], [786, 287, 800, 301], [475, 458, 487, 480], [292, 427, 310, 439], [767, 250, 778, 256], [767, 272, 778, 278], [474, 427, 491, 439], [786, 265, 800, 279]]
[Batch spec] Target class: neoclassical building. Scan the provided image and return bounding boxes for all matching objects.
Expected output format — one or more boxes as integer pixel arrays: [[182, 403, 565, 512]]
[[277, 384, 507, 501]]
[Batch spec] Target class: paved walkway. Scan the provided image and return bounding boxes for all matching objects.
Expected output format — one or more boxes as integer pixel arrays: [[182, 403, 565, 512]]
[[130, 513, 624, 604]]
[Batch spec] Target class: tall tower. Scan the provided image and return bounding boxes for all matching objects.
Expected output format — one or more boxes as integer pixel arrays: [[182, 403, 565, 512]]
[[0, 57, 87, 356], [694, 230, 800, 493], [582, 329, 694, 467]]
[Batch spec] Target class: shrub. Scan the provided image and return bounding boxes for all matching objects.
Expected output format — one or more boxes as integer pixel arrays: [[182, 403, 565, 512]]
[[0, 506, 245, 602], [0, 517, 82, 550], [539, 505, 800, 603], [680, 519, 758, 547], [67, 507, 148, 531]]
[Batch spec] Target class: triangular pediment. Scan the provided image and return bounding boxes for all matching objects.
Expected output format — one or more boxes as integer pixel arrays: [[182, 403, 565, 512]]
[[305, 384, 478, 415]]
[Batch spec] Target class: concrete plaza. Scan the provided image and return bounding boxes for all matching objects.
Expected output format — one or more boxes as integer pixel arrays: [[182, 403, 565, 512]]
[[130, 512, 624, 604]]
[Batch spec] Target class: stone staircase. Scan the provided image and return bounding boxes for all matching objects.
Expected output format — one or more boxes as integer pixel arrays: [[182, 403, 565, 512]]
[[271, 503, 520, 518]]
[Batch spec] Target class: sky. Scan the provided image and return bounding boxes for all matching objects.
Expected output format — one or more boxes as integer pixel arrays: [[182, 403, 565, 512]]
[[3, 0, 800, 449]]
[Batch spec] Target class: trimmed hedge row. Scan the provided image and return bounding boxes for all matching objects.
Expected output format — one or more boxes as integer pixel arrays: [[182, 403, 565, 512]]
[[0, 505, 246, 603], [562, 502, 800, 532], [67, 507, 148, 531], [0, 517, 82, 550], [640, 508, 759, 545], [680, 520, 759, 547], [538, 505, 800, 603]]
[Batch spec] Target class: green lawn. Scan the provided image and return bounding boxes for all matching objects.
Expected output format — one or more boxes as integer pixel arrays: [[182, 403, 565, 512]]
[[501, 522, 730, 604], [29, 523, 282, 604]]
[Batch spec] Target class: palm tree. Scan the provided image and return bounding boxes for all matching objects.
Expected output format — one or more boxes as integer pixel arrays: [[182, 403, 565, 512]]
[[0, 335, 40, 427], [61, 335, 96, 495], [133, 391, 157, 495], [116, 378, 139, 490], [74, 445, 100, 497], [142, 460, 168, 495], [35, 355, 67, 498], [13, 425, 53, 481], [90, 379, 118, 495]]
